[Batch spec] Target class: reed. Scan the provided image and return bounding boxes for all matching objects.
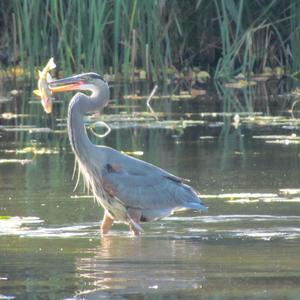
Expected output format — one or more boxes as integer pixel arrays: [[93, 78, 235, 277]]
[[0, 0, 298, 79]]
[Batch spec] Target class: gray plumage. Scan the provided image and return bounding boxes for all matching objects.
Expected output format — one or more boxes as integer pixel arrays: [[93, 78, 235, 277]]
[[49, 73, 207, 234]]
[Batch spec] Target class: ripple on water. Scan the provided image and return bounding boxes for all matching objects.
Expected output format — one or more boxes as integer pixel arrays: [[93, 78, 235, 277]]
[[0, 216, 97, 238], [0, 295, 15, 300], [1, 214, 300, 241], [231, 228, 300, 241], [0, 216, 43, 236], [75, 239, 206, 297], [165, 214, 300, 223]]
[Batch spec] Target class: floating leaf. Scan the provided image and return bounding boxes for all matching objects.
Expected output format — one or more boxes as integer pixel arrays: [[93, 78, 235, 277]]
[[0, 159, 33, 165], [16, 147, 59, 155], [0, 294, 15, 300], [262, 67, 273, 76], [241, 116, 300, 127], [253, 134, 300, 145], [199, 136, 215, 140], [274, 66, 284, 77], [200, 193, 277, 199], [110, 104, 140, 109], [121, 151, 144, 156], [253, 134, 299, 140], [250, 75, 269, 82], [180, 91, 190, 96], [9, 66, 27, 77], [1, 146, 60, 155], [10, 90, 22, 96], [123, 94, 194, 101], [0, 113, 30, 120], [266, 140, 300, 145], [234, 73, 246, 79], [0, 126, 52, 133], [200, 192, 300, 204], [53, 129, 67, 134], [227, 199, 260, 204], [71, 195, 94, 199], [279, 189, 300, 196], [139, 69, 147, 80], [200, 112, 262, 118], [232, 114, 240, 129], [196, 71, 210, 81], [224, 80, 256, 89], [292, 88, 300, 96], [0, 97, 11, 103]]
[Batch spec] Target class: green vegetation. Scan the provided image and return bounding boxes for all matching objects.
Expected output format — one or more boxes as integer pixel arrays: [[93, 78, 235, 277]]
[[0, 1, 300, 79]]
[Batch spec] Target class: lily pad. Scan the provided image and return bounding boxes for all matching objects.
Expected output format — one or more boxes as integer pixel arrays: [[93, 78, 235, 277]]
[[121, 151, 144, 156], [0, 159, 33, 165], [200, 192, 300, 204], [0, 97, 11, 103], [200, 193, 277, 199], [16, 146, 59, 155], [253, 134, 300, 145], [0, 113, 30, 120], [224, 80, 257, 89], [0, 126, 52, 133], [279, 189, 300, 197]]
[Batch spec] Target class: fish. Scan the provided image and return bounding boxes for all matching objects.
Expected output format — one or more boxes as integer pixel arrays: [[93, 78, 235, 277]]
[[33, 57, 56, 114]]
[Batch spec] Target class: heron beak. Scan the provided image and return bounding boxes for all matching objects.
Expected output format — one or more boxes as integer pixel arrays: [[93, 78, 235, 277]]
[[49, 75, 85, 92]]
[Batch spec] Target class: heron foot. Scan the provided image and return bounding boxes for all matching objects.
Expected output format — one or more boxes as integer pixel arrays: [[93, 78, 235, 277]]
[[127, 208, 142, 236], [101, 211, 114, 235]]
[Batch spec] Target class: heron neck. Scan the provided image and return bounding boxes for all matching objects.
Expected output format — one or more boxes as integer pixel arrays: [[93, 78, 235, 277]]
[[67, 81, 109, 158], [68, 100, 90, 158]]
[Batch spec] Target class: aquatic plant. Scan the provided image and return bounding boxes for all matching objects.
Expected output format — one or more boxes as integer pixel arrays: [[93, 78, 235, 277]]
[[0, 1, 299, 79]]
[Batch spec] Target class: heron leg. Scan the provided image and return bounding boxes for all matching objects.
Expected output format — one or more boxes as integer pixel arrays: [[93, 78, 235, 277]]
[[127, 208, 142, 236], [101, 210, 114, 235]]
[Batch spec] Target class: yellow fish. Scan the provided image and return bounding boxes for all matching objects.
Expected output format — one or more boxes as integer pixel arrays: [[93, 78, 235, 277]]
[[33, 57, 56, 114]]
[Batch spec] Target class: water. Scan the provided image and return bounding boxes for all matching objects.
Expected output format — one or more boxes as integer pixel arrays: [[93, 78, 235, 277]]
[[0, 80, 300, 299]]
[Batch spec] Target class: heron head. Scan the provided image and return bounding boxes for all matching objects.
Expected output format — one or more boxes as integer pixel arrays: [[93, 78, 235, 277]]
[[49, 72, 106, 93]]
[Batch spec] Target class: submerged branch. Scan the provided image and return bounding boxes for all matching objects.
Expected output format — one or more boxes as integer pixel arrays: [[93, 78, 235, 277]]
[[146, 85, 158, 114]]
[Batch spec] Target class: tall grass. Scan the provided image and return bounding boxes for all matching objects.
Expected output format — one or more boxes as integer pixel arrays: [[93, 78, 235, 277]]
[[213, 0, 292, 78], [0, 0, 299, 79]]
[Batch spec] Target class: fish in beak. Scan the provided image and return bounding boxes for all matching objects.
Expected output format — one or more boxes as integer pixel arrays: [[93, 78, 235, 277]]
[[33, 57, 56, 114]]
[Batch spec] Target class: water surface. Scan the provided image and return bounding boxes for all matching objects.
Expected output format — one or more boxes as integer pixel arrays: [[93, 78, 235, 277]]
[[0, 80, 300, 299]]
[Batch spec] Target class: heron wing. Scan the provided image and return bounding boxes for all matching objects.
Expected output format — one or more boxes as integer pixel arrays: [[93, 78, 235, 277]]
[[101, 148, 205, 212]]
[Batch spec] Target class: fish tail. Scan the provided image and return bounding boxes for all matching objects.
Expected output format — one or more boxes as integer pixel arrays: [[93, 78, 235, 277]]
[[46, 57, 56, 70]]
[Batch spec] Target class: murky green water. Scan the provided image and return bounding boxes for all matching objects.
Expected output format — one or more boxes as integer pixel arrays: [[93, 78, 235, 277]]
[[0, 80, 300, 299]]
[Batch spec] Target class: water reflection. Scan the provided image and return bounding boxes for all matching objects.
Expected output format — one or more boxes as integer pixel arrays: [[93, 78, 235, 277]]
[[0, 79, 300, 299], [76, 236, 205, 298]]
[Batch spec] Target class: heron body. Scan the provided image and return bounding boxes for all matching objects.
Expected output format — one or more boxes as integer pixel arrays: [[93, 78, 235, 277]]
[[49, 73, 207, 235]]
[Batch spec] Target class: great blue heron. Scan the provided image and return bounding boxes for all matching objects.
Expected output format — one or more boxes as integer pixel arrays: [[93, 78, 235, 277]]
[[49, 73, 208, 236]]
